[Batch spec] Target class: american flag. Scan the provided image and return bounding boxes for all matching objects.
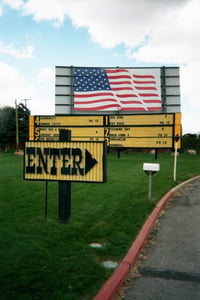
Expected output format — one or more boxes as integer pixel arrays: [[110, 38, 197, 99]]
[[74, 67, 162, 111]]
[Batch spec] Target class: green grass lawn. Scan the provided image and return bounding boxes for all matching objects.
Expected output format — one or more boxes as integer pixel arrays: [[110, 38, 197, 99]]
[[0, 151, 199, 300]]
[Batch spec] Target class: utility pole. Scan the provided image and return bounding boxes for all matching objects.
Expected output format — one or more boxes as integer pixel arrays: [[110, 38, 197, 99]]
[[15, 100, 19, 152]]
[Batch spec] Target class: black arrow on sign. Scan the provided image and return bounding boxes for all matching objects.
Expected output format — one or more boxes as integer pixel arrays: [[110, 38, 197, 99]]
[[85, 149, 98, 174]]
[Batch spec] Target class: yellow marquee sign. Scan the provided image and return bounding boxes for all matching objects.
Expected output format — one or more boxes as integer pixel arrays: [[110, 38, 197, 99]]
[[24, 141, 106, 182], [29, 113, 182, 149]]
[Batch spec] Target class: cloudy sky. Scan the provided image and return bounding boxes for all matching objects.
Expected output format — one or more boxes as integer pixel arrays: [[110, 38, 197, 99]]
[[0, 0, 199, 134]]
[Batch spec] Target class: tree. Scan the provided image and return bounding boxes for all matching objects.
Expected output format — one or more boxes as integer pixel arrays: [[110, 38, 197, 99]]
[[17, 103, 30, 144], [181, 133, 200, 153], [0, 106, 16, 150], [0, 104, 30, 151]]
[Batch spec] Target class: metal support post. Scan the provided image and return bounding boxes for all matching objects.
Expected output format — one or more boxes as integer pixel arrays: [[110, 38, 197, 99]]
[[58, 129, 71, 223]]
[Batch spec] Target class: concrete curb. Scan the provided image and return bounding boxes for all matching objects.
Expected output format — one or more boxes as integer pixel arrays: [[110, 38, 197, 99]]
[[93, 176, 200, 300]]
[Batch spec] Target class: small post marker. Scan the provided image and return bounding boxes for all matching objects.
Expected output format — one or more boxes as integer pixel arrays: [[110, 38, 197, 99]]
[[143, 163, 160, 200]]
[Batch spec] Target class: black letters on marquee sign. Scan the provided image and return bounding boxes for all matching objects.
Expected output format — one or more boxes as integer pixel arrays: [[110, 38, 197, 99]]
[[26, 147, 97, 176], [24, 140, 106, 183]]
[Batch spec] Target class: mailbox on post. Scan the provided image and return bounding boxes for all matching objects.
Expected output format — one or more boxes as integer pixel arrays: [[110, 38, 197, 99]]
[[143, 163, 160, 200]]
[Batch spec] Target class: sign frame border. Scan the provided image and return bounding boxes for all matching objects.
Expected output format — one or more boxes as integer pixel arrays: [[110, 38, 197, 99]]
[[24, 140, 107, 183]]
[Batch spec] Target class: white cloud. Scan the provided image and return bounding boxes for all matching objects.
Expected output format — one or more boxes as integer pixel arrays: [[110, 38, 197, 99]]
[[132, 0, 200, 65], [22, 0, 70, 26], [2, 0, 197, 57], [4, 0, 197, 65], [11, 0, 189, 49], [180, 63, 200, 109], [0, 42, 34, 58], [171, 62, 200, 134], [180, 62, 200, 133], [0, 62, 54, 115], [1, 0, 200, 132], [0, 62, 29, 106], [1, 0, 24, 10], [38, 67, 54, 83], [28, 67, 55, 115]]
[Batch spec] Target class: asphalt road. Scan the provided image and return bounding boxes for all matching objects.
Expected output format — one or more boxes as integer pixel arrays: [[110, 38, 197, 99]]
[[123, 177, 200, 300]]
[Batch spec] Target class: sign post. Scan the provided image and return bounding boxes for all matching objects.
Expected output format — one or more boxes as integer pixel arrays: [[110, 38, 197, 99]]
[[45, 181, 48, 219], [59, 130, 71, 223]]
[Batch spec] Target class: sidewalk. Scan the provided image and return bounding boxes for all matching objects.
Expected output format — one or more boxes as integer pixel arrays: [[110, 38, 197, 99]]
[[123, 176, 200, 300], [94, 176, 200, 300]]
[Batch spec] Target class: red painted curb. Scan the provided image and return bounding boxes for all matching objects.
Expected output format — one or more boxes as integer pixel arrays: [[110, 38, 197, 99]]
[[93, 262, 130, 300], [93, 176, 200, 300], [122, 190, 173, 266]]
